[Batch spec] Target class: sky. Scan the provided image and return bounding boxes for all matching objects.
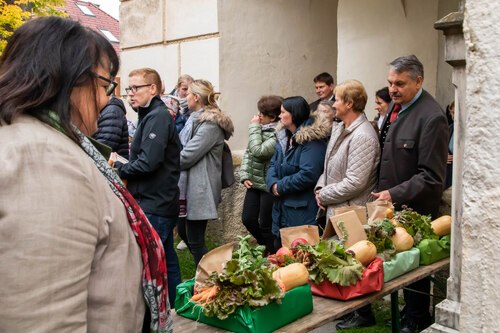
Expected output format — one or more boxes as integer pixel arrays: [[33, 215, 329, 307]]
[[88, 0, 120, 20]]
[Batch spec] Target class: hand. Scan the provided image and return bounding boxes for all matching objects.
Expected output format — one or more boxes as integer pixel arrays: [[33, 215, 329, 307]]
[[447, 154, 453, 164], [251, 115, 260, 124], [315, 189, 325, 209], [108, 152, 117, 167], [371, 190, 392, 202], [272, 183, 280, 196], [243, 180, 253, 189]]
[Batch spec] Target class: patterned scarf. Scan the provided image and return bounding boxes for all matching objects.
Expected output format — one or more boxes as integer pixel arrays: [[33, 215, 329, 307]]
[[50, 113, 172, 333]]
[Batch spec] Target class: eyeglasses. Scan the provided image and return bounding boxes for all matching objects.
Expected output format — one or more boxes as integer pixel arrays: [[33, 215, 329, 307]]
[[92, 72, 118, 96], [125, 84, 153, 94]]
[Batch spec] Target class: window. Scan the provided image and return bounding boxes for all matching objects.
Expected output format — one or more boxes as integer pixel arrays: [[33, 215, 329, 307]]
[[76, 4, 95, 16], [100, 29, 119, 43]]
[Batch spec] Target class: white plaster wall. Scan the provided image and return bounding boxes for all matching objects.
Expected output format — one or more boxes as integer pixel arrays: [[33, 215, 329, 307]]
[[180, 38, 220, 89], [218, 0, 338, 151], [460, 1, 500, 331], [337, 0, 440, 120], [165, 0, 218, 40], [119, 44, 179, 95], [120, 0, 166, 48]]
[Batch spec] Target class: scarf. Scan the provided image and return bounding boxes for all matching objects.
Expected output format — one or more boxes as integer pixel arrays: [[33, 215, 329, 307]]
[[50, 114, 172, 333]]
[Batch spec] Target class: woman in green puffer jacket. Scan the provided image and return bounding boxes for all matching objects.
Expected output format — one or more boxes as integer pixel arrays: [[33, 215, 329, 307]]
[[240, 95, 282, 254]]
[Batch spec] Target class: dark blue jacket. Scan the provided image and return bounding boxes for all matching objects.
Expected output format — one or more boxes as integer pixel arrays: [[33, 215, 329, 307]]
[[266, 116, 330, 237], [93, 97, 129, 158], [116, 96, 181, 217]]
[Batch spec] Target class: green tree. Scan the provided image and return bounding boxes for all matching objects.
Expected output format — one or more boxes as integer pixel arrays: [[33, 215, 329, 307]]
[[0, 0, 66, 53]]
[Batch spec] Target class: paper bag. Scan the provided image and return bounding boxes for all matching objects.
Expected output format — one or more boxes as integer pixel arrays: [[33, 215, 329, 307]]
[[367, 200, 394, 223], [322, 210, 366, 247], [195, 242, 234, 286], [334, 205, 367, 224], [280, 225, 320, 248]]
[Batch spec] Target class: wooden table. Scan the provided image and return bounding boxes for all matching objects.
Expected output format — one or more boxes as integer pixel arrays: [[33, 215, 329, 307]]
[[172, 258, 450, 333]]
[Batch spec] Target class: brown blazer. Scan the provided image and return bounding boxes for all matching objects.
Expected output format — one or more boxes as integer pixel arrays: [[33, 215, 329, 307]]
[[377, 90, 449, 218], [0, 116, 145, 332]]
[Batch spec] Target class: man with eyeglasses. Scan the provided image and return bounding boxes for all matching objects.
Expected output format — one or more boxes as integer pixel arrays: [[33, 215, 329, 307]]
[[112, 68, 182, 315]]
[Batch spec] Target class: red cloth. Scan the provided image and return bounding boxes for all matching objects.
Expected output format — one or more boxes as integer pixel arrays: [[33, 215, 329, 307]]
[[389, 103, 402, 122], [309, 257, 384, 300]]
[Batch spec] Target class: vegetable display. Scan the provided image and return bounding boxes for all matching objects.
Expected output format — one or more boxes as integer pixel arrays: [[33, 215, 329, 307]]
[[192, 235, 284, 320], [394, 206, 438, 245], [431, 215, 452, 236], [272, 263, 309, 291], [391, 227, 414, 252], [364, 218, 397, 260], [346, 240, 377, 266], [295, 240, 364, 287]]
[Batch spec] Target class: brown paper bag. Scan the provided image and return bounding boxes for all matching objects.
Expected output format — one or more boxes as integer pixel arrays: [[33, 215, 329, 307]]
[[367, 200, 394, 223], [323, 210, 366, 248], [334, 205, 367, 224], [280, 225, 320, 248], [194, 242, 234, 286]]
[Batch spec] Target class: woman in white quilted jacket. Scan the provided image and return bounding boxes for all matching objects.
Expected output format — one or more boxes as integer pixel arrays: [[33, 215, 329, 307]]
[[314, 80, 380, 221], [314, 80, 381, 330]]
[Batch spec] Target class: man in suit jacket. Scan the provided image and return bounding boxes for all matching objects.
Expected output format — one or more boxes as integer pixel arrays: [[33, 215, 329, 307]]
[[373, 55, 449, 333], [309, 72, 335, 111]]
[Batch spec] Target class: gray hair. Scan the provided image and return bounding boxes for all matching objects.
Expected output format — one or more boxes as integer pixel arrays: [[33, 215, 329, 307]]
[[389, 55, 424, 80]]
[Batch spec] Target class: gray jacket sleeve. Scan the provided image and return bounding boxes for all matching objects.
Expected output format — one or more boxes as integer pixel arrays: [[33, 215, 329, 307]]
[[180, 122, 221, 170]]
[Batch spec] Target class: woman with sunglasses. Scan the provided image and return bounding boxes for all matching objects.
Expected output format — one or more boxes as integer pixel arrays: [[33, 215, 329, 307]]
[[0, 17, 172, 332]]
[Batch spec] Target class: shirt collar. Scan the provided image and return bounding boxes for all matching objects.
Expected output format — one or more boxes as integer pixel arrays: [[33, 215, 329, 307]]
[[401, 88, 423, 111]]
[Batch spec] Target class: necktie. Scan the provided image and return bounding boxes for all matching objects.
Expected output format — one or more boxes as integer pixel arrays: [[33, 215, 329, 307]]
[[389, 103, 402, 123]]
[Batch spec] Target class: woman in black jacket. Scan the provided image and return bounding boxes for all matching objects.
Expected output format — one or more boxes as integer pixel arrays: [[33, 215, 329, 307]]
[[93, 96, 129, 159]]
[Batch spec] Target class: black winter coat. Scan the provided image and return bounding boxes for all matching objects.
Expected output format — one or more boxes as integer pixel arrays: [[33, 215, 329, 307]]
[[116, 96, 181, 217], [93, 97, 129, 159], [377, 90, 449, 218]]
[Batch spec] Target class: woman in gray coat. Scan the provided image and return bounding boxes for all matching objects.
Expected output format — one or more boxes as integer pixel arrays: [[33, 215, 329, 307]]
[[177, 79, 234, 267]]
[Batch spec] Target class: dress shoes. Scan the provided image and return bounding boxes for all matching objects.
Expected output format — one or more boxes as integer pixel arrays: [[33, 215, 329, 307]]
[[400, 316, 432, 333], [335, 311, 376, 330]]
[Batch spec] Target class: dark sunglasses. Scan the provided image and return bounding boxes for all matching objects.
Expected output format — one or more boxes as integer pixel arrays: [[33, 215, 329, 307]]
[[92, 72, 118, 96]]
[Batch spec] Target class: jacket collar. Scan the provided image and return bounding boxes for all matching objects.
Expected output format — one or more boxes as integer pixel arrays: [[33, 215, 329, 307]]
[[138, 95, 163, 122]]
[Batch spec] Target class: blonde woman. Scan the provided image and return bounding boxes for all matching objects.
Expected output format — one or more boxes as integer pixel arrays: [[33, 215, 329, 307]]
[[177, 79, 234, 267]]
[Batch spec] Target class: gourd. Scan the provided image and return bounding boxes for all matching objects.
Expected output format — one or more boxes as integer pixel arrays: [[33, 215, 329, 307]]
[[390, 227, 414, 252], [272, 263, 309, 291], [386, 208, 394, 219], [347, 240, 377, 266], [431, 215, 452, 236]]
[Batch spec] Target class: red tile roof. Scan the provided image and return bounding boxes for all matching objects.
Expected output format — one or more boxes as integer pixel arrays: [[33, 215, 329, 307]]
[[62, 0, 120, 55]]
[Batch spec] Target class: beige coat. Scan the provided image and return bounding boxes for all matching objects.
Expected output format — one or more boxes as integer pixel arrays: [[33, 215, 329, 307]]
[[316, 114, 380, 220], [0, 116, 145, 332]]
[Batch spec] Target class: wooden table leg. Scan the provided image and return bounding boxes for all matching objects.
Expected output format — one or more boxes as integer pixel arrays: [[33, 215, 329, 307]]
[[391, 291, 400, 333]]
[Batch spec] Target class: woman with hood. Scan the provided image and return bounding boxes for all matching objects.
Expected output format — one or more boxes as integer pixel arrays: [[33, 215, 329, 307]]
[[177, 79, 234, 267], [266, 96, 330, 249]]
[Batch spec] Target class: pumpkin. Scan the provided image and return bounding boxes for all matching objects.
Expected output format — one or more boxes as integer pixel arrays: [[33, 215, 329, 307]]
[[431, 215, 452, 236], [347, 240, 377, 266], [272, 263, 309, 291], [391, 227, 414, 252]]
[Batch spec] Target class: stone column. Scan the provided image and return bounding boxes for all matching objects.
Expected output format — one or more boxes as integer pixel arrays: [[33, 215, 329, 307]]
[[425, 5, 465, 333]]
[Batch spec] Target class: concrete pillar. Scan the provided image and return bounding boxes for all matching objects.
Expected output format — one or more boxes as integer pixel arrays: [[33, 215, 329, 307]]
[[428, 0, 500, 331], [426, 8, 465, 333]]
